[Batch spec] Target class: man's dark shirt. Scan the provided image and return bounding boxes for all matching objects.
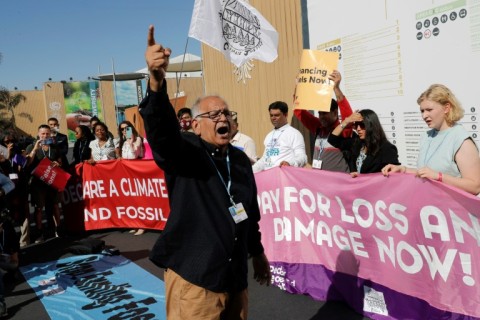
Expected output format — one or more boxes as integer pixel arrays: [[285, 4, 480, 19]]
[[139, 83, 264, 293], [52, 132, 68, 156], [52, 132, 69, 169]]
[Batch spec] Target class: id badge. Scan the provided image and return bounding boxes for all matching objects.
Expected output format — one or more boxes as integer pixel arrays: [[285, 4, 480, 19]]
[[229, 202, 248, 224], [312, 159, 322, 170], [9, 173, 19, 180], [265, 157, 272, 168]]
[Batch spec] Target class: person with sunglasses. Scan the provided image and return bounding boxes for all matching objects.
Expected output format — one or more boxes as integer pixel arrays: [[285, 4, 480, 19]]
[[116, 121, 144, 160], [117, 121, 145, 236], [140, 25, 271, 319], [328, 110, 400, 177]]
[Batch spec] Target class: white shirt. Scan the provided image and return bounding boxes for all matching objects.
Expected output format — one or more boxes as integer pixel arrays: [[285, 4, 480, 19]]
[[253, 123, 307, 173], [89, 138, 117, 161], [230, 131, 257, 162], [122, 136, 144, 159]]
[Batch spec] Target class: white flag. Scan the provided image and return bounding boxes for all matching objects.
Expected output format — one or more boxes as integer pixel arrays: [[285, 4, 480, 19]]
[[188, 0, 279, 67]]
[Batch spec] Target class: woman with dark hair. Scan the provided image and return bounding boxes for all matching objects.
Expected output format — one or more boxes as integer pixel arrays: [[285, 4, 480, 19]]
[[72, 125, 95, 165], [116, 121, 144, 160], [117, 121, 145, 236], [328, 109, 400, 177], [87, 122, 117, 164]]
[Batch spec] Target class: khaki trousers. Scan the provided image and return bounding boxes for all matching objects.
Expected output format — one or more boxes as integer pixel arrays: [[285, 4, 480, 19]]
[[164, 269, 248, 320]]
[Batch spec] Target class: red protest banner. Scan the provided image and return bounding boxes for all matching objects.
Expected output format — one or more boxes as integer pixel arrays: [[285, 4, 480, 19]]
[[80, 159, 170, 231], [61, 171, 86, 235], [32, 158, 71, 191]]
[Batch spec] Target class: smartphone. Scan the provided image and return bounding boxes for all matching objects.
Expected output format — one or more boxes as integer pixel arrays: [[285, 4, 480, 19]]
[[126, 127, 133, 139], [43, 137, 54, 145]]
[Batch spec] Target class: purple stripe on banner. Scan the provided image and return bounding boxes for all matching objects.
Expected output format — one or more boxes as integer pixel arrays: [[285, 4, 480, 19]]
[[270, 261, 479, 320]]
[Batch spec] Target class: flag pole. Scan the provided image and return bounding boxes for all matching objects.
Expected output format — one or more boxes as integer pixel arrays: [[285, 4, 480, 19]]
[[174, 37, 191, 110], [112, 58, 120, 128], [97, 65, 105, 117]]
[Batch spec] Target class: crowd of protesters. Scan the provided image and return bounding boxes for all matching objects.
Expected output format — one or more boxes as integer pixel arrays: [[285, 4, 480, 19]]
[[0, 56, 479, 319]]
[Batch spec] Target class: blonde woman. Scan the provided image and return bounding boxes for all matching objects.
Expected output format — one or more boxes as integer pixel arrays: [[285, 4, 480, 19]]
[[382, 84, 480, 195]]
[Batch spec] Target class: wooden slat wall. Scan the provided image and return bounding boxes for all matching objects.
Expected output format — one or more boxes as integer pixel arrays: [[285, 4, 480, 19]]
[[43, 82, 67, 131], [98, 81, 118, 133], [201, 0, 308, 157], [6, 90, 47, 137], [166, 77, 204, 111]]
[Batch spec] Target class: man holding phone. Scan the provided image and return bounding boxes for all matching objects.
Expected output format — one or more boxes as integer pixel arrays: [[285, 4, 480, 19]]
[[25, 124, 63, 243]]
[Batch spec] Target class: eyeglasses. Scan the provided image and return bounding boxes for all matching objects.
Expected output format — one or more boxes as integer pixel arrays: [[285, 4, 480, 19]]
[[354, 122, 366, 129], [120, 126, 130, 131], [195, 110, 237, 121]]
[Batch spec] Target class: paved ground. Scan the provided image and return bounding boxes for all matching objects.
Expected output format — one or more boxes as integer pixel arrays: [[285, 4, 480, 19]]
[[5, 229, 370, 320]]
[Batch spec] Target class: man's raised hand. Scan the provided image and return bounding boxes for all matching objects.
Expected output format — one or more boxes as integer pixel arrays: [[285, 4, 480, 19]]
[[145, 25, 171, 91]]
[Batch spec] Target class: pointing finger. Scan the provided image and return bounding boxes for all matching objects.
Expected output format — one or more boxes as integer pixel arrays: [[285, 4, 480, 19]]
[[147, 25, 155, 46]]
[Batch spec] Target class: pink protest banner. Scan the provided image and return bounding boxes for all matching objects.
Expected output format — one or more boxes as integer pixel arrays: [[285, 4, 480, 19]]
[[80, 160, 170, 231], [255, 167, 480, 319]]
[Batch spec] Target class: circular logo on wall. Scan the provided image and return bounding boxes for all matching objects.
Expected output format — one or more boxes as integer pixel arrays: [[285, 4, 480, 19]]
[[424, 29, 432, 38], [49, 101, 61, 111]]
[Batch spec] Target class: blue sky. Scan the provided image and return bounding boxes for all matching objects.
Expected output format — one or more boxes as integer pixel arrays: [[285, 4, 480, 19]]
[[0, 0, 201, 90]]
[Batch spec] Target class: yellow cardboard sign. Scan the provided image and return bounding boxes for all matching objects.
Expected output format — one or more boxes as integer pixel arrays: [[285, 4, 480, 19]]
[[293, 50, 339, 112]]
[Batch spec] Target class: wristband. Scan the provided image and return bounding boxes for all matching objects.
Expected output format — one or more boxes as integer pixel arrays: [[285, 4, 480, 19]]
[[437, 172, 443, 182]]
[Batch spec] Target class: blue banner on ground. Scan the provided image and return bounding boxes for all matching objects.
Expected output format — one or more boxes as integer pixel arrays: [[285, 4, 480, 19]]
[[20, 254, 166, 319]]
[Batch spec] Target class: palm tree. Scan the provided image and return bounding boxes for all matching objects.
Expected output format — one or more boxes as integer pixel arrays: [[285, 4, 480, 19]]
[[0, 86, 27, 132]]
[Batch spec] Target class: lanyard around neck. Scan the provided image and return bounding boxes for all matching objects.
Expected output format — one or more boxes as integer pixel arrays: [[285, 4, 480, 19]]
[[205, 148, 235, 206], [42, 146, 51, 159], [315, 133, 330, 159], [270, 127, 285, 148]]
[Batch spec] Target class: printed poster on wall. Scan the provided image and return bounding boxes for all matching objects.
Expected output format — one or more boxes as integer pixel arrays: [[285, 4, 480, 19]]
[[294, 50, 339, 112], [63, 81, 103, 142]]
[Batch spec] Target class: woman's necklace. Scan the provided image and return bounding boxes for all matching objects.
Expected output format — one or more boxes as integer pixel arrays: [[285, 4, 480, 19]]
[[98, 139, 107, 148]]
